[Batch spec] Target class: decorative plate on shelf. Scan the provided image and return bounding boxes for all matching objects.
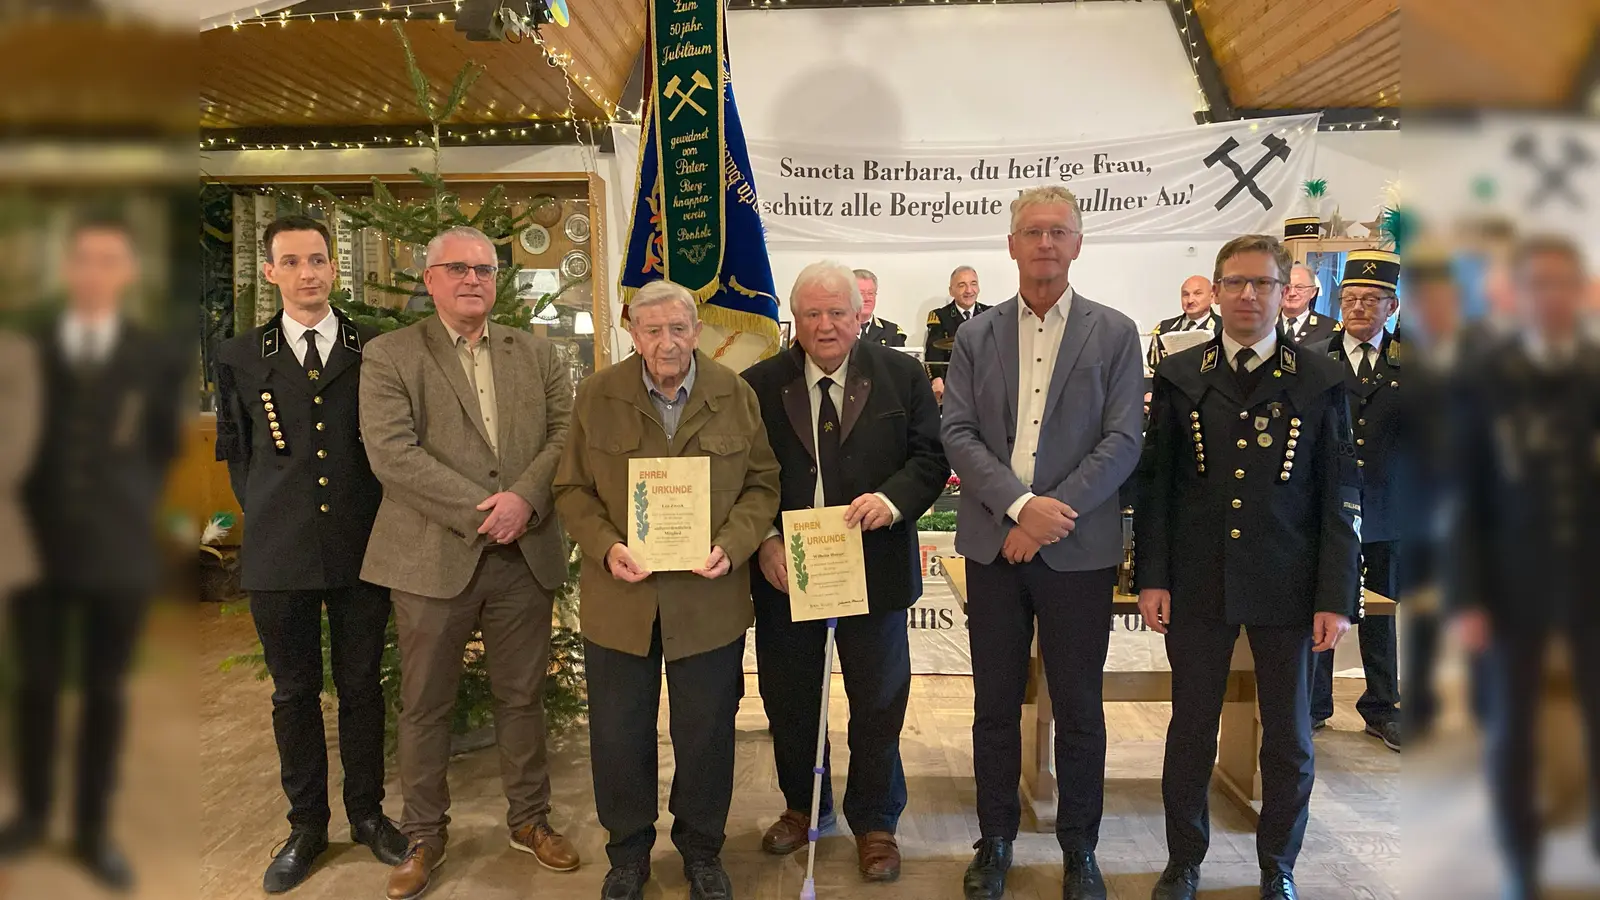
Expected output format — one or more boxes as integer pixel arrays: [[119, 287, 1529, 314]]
[[563, 212, 590, 243], [529, 194, 562, 227], [561, 249, 590, 279], [519, 224, 551, 255]]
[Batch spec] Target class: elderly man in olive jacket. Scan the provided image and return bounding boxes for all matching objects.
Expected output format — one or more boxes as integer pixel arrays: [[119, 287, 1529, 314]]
[[554, 279, 780, 900]]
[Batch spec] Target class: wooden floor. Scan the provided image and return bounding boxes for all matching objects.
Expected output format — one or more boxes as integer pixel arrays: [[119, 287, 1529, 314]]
[[187, 604, 1397, 900]]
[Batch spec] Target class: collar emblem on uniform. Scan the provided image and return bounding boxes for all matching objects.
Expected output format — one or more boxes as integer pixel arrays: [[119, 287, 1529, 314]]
[[1200, 345, 1219, 373], [1386, 340, 1400, 365], [822, 421, 835, 432], [341, 322, 363, 353], [1308, 315, 1319, 325], [1280, 345, 1297, 374], [261, 327, 281, 358]]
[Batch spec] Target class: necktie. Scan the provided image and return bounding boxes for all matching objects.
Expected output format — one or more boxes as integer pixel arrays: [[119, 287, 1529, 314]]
[[1357, 342, 1375, 380], [1234, 347, 1257, 372], [1286, 316, 1299, 336], [815, 376, 844, 506], [304, 330, 324, 381]]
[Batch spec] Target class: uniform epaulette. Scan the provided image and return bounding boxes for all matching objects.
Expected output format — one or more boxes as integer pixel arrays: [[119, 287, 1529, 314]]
[[926, 310, 941, 326]]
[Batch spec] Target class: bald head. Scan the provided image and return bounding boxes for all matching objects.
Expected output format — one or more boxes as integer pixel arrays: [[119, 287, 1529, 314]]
[[1180, 274, 1213, 319]]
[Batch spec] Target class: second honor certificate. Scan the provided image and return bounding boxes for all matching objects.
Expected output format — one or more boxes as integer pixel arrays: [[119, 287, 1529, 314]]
[[627, 456, 711, 572], [782, 506, 869, 621]]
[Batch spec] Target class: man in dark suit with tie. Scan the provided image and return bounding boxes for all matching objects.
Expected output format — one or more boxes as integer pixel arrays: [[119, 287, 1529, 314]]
[[854, 269, 907, 347], [0, 215, 188, 891], [212, 216, 409, 893], [1307, 250, 1403, 752], [1146, 275, 1222, 372], [1137, 234, 1360, 900], [743, 262, 948, 883], [1280, 264, 1340, 346], [941, 187, 1146, 900], [924, 265, 989, 403]]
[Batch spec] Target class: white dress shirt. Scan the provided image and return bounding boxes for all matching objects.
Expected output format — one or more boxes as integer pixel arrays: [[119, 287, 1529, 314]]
[[59, 313, 121, 366], [1220, 329, 1277, 372], [1342, 331, 1385, 375], [1180, 313, 1211, 331], [279, 309, 341, 366], [1005, 291, 1071, 523]]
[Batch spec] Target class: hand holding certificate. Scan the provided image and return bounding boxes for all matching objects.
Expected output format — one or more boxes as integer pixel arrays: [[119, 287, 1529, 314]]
[[782, 506, 870, 622], [627, 456, 712, 572]]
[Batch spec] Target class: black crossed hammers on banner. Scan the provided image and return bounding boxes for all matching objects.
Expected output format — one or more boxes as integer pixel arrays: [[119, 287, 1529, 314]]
[[1511, 133, 1592, 210], [1204, 134, 1292, 212]]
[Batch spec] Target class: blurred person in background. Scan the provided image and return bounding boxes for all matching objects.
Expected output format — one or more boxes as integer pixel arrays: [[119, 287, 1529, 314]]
[[854, 268, 907, 347], [1451, 234, 1600, 900], [0, 214, 188, 891]]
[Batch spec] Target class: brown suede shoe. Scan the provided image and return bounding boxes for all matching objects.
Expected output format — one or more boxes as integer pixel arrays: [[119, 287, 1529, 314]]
[[386, 841, 445, 900], [856, 832, 901, 882], [761, 810, 813, 856], [509, 822, 581, 872]]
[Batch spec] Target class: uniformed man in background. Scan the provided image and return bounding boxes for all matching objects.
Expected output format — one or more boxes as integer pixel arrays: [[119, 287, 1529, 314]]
[[1137, 234, 1360, 900], [1307, 250, 1403, 752], [854, 269, 907, 347], [924, 265, 988, 402], [1280, 264, 1340, 345], [1147, 274, 1221, 372], [213, 215, 408, 893]]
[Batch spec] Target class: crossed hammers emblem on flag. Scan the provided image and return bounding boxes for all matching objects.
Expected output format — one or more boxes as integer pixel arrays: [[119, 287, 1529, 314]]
[[665, 70, 712, 121], [1203, 134, 1292, 212]]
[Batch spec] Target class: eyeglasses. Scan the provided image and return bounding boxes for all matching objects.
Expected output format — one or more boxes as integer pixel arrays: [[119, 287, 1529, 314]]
[[1339, 293, 1393, 310], [429, 262, 499, 281], [1285, 283, 1319, 293], [1218, 276, 1284, 294], [1015, 226, 1079, 243]]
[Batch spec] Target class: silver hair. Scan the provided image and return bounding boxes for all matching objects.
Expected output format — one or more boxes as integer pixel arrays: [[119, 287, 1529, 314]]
[[852, 268, 878, 286], [950, 265, 978, 283], [425, 225, 496, 268], [629, 279, 699, 323], [1009, 185, 1083, 233], [789, 261, 862, 317]]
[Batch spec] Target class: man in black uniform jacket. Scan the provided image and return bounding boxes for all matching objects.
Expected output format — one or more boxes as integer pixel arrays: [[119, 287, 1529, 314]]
[[0, 215, 187, 892], [1451, 235, 1600, 900], [1145, 274, 1221, 372], [923, 265, 988, 402], [854, 269, 907, 347], [213, 216, 408, 893], [1136, 234, 1360, 900], [1308, 250, 1404, 751]]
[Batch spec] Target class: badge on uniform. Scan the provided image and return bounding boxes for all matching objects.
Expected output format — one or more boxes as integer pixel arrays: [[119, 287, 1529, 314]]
[[1269, 403, 1283, 418], [1258, 432, 1273, 447], [1254, 415, 1269, 432], [1200, 345, 1219, 373]]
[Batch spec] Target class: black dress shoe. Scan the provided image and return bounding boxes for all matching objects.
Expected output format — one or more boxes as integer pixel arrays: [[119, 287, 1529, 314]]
[[74, 836, 134, 893], [263, 829, 329, 894], [600, 858, 651, 900], [1260, 871, 1299, 900], [963, 837, 1013, 900], [1365, 719, 1402, 752], [0, 817, 44, 860], [352, 814, 409, 866], [1150, 862, 1200, 900], [685, 857, 733, 900], [1063, 851, 1106, 900]]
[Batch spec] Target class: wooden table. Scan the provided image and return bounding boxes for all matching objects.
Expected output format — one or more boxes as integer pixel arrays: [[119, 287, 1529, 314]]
[[939, 555, 1396, 831]]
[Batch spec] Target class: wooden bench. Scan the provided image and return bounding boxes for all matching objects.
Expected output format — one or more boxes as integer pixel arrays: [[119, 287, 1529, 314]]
[[939, 555, 1396, 830]]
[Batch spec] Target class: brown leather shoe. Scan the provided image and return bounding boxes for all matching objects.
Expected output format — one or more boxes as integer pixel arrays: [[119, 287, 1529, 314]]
[[509, 822, 581, 872], [386, 841, 445, 900], [761, 810, 813, 855], [856, 831, 901, 882]]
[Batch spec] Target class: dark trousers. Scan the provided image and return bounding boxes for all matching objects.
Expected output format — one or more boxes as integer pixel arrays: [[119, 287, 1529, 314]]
[[585, 621, 745, 867], [1164, 616, 1314, 875], [753, 593, 910, 834], [10, 585, 149, 840], [1480, 625, 1600, 874], [249, 583, 391, 832], [968, 559, 1115, 852], [1310, 541, 1399, 727]]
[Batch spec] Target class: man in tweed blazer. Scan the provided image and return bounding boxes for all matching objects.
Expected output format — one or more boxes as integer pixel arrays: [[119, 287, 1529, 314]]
[[358, 226, 579, 900]]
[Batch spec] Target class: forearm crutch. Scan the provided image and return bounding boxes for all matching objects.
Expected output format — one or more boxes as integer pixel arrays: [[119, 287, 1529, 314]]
[[799, 616, 838, 900]]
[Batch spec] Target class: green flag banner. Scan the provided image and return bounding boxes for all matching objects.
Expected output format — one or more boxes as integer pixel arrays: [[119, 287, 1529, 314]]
[[650, 0, 724, 299]]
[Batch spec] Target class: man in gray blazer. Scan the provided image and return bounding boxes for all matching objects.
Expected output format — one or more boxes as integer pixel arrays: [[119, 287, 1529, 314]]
[[359, 226, 580, 900], [941, 186, 1145, 900]]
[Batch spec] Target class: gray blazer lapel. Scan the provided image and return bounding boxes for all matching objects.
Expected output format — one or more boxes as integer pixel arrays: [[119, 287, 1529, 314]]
[[1041, 293, 1095, 426], [993, 299, 1020, 432], [424, 316, 493, 450]]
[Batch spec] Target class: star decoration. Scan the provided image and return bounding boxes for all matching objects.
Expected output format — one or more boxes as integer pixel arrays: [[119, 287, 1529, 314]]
[[1359, 214, 1383, 237], [1323, 206, 1353, 238]]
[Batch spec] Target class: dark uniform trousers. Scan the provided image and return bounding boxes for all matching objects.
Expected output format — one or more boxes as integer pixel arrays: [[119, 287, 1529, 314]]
[[585, 619, 745, 867], [968, 560, 1116, 851], [1310, 540, 1399, 726], [250, 584, 391, 830], [753, 601, 910, 834]]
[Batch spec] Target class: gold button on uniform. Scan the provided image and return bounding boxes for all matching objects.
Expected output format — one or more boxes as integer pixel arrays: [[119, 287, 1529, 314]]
[[1358, 418, 1366, 426], [319, 504, 330, 513], [275, 440, 286, 449], [1357, 459, 1365, 467], [1231, 499, 1242, 509], [313, 396, 324, 405], [1236, 439, 1248, 449], [1239, 411, 1249, 420], [1234, 469, 1245, 479], [318, 477, 329, 486], [1356, 438, 1365, 446], [315, 422, 325, 431], [1230, 529, 1241, 539], [317, 450, 327, 459]]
